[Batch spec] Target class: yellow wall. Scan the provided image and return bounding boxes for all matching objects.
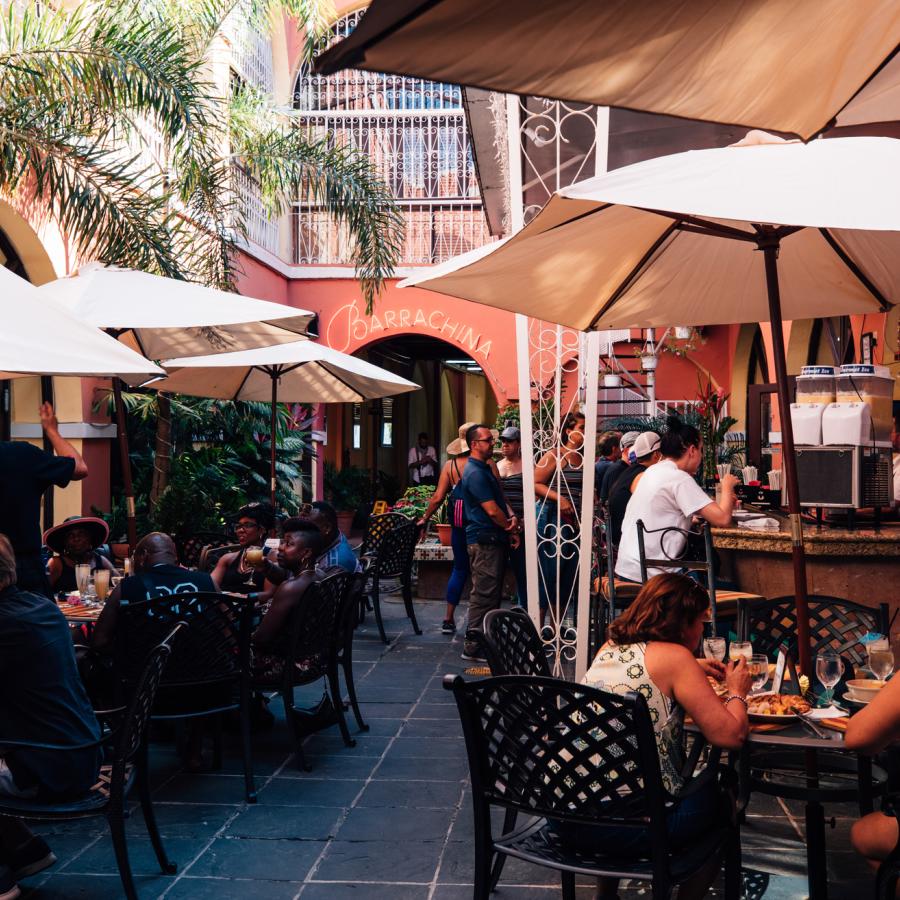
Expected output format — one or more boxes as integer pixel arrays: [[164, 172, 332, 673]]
[[464, 372, 498, 428]]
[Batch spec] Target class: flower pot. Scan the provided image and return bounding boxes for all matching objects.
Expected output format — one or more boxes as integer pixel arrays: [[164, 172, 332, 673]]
[[110, 541, 130, 562], [640, 354, 658, 372], [435, 523, 453, 546], [602, 373, 622, 387], [674, 325, 692, 340], [336, 510, 356, 536]]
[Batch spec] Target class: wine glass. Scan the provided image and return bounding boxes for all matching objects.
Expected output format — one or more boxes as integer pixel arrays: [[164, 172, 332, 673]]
[[868, 638, 894, 683], [749, 654, 769, 694], [243, 546, 264, 587], [729, 641, 752, 663], [703, 637, 726, 663], [815, 651, 844, 706]]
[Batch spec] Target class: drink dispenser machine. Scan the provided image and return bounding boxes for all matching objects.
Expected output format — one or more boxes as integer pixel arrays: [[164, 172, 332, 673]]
[[790, 366, 835, 445], [822, 364, 894, 446]]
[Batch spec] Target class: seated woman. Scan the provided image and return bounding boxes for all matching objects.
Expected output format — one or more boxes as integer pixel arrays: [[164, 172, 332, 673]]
[[251, 518, 324, 685], [574, 573, 750, 898], [44, 516, 117, 594], [211, 502, 277, 596], [844, 677, 900, 871]]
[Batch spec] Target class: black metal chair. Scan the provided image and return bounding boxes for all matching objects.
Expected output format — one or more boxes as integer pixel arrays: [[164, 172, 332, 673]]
[[199, 542, 241, 572], [358, 511, 408, 562], [0, 623, 186, 900], [114, 592, 256, 802], [272, 570, 357, 771], [445, 673, 741, 900], [738, 595, 890, 672], [480, 607, 552, 677], [367, 521, 422, 643], [335, 562, 370, 733], [177, 532, 232, 570]]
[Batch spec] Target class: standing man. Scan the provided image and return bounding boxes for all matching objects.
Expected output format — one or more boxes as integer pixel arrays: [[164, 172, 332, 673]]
[[0, 403, 88, 595], [408, 432, 438, 487], [460, 424, 520, 661]]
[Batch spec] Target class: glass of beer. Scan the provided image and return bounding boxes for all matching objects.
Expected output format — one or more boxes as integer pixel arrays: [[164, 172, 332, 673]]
[[75, 563, 91, 596], [244, 547, 264, 567], [94, 569, 110, 602]]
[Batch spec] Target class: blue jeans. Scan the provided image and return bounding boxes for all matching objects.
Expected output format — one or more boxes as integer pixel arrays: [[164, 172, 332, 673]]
[[536, 502, 579, 613], [446, 524, 469, 608]]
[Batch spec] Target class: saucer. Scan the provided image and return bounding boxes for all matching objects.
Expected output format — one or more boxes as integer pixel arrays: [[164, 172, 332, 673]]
[[844, 693, 870, 707]]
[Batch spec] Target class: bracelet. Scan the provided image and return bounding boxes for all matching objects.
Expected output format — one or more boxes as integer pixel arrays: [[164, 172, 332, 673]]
[[723, 695, 748, 710]]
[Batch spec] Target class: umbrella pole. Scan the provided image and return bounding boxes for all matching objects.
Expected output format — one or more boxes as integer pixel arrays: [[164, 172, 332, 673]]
[[270, 374, 278, 511], [760, 236, 811, 677], [112, 379, 138, 551]]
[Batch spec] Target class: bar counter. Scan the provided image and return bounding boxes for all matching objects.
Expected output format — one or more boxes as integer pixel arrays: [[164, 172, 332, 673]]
[[712, 513, 900, 612]]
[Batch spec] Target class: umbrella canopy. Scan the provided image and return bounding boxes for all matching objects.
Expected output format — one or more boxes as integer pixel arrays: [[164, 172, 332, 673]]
[[38, 263, 316, 360], [402, 133, 900, 677], [315, 0, 900, 141], [151, 340, 420, 507], [154, 340, 420, 403], [0, 267, 164, 379], [401, 134, 895, 328]]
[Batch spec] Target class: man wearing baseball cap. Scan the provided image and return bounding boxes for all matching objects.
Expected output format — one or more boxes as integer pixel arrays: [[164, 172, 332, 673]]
[[598, 431, 640, 503], [607, 431, 662, 545]]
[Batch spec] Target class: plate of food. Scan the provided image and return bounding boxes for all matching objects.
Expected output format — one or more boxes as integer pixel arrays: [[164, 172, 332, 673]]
[[745, 692, 812, 721]]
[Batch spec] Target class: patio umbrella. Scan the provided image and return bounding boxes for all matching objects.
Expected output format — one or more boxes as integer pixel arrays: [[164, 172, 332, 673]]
[[0, 267, 164, 380], [38, 263, 316, 548], [401, 133, 900, 676], [315, 0, 900, 141], [149, 340, 420, 507]]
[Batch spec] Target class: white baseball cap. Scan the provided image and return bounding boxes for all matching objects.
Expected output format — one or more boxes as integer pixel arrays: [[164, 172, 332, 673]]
[[632, 431, 661, 460]]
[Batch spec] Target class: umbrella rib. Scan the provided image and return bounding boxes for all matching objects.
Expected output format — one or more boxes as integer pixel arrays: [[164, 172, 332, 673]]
[[319, 362, 367, 402], [587, 221, 680, 329], [232, 366, 255, 402], [818, 228, 893, 311], [649, 210, 757, 242]]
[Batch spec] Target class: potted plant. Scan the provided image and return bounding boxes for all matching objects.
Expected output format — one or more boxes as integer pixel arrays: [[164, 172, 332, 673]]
[[600, 362, 622, 387], [639, 350, 658, 372], [674, 325, 693, 340], [433, 498, 452, 546], [324, 463, 372, 535]]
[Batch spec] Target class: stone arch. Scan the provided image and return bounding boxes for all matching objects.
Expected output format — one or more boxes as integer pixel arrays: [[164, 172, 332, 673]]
[[0, 200, 57, 284]]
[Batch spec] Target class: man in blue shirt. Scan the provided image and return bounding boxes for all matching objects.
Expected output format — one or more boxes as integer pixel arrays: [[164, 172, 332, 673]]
[[306, 502, 361, 573], [460, 424, 519, 660], [594, 430, 622, 491]]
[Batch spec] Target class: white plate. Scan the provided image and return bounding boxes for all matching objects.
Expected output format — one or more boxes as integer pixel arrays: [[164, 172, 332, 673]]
[[844, 694, 869, 707]]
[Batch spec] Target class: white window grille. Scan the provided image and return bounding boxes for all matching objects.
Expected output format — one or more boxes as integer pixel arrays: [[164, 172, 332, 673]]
[[223, 3, 275, 96], [293, 10, 492, 266]]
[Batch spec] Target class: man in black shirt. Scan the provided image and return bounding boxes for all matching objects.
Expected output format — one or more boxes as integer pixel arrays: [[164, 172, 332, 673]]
[[0, 534, 101, 897], [92, 532, 214, 650], [608, 431, 662, 546], [598, 431, 639, 503], [0, 403, 88, 595]]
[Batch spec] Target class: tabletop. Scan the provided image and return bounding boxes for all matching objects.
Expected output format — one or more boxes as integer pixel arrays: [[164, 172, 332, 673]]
[[687, 717, 848, 750], [57, 601, 102, 623]]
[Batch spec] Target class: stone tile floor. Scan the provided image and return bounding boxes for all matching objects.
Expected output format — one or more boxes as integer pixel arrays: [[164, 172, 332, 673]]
[[19, 594, 874, 898]]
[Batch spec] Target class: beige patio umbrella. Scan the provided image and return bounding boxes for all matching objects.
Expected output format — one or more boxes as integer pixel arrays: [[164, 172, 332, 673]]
[[38, 263, 316, 547], [149, 340, 420, 507], [401, 132, 900, 676], [315, 0, 900, 141]]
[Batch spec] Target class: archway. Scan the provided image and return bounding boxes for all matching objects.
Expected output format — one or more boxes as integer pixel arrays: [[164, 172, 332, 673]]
[[322, 334, 499, 500]]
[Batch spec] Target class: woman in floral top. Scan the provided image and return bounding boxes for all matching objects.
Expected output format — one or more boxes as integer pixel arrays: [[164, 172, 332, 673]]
[[573, 574, 750, 898]]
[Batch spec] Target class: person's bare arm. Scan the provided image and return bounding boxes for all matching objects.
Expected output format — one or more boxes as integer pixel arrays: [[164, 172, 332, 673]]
[[40, 403, 88, 480], [419, 462, 453, 524], [648, 643, 750, 750], [48, 556, 63, 588], [210, 550, 237, 590], [696, 473, 738, 527], [479, 499, 511, 531], [99, 555, 118, 576], [253, 572, 315, 648], [844, 676, 900, 755]]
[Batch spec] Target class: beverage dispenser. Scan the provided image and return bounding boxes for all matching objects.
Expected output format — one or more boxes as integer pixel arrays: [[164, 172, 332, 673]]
[[790, 366, 835, 445], [822, 364, 894, 446]]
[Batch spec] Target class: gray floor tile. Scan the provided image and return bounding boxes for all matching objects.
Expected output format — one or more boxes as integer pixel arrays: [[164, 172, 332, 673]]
[[336, 806, 455, 842], [61, 836, 207, 876], [186, 836, 322, 880], [313, 839, 442, 882], [165, 876, 302, 898], [258, 777, 364, 807], [301, 883, 431, 899], [226, 804, 345, 840], [356, 779, 462, 809], [375, 754, 469, 781]]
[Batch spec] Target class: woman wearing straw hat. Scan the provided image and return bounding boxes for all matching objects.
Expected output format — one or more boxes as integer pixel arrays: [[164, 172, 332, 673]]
[[418, 422, 500, 636], [44, 517, 117, 594]]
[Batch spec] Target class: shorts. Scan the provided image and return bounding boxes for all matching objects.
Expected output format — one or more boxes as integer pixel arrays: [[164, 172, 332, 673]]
[[0, 759, 37, 799]]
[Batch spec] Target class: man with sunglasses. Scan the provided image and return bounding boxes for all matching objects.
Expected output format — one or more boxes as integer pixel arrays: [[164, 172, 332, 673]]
[[460, 424, 520, 661]]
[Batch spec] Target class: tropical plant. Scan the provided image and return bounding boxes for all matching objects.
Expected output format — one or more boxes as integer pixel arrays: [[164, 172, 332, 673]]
[[392, 484, 435, 521], [323, 463, 371, 512], [695, 375, 737, 484]]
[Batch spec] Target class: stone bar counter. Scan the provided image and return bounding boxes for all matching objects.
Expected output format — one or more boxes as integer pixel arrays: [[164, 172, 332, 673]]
[[712, 512, 900, 613]]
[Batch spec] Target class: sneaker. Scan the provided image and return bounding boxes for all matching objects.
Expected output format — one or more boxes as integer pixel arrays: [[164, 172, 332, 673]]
[[9, 835, 56, 882], [0, 866, 19, 900], [441, 619, 456, 634], [461, 644, 487, 662]]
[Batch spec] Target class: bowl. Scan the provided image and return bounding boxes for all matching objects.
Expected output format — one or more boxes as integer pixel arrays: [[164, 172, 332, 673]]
[[846, 679, 887, 702]]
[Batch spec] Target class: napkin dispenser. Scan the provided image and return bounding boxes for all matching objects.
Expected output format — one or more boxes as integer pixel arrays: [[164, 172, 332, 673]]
[[735, 483, 781, 508]]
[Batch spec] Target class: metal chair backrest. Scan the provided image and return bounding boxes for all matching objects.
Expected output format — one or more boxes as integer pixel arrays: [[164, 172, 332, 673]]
[[338, 561, 369, 652], [374, 521, 417, 580], [178, 532, 232, 570], [636, 519, 718, 627], [481, 608, 552, 677], [199, 543, 241, 572], [446, 674, 670, 832], [283, 570, 351, 684], [112, 623, 185, 794], [115, 592, 253, 689], [739, 595, 889, 669], [359, 512, 408, 559]]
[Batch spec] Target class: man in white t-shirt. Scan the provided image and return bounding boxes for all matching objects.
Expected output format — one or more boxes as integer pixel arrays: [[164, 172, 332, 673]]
[[616, 420, 738, 582], [408, 432, 438, 486]]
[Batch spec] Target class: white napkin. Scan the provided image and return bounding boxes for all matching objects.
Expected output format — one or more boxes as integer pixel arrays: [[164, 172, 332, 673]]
[[806, 706, 849, 720], [739, 517, 780, 529]]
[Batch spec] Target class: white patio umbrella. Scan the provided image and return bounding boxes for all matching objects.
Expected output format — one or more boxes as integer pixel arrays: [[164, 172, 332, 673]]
[[402, 133, 900, 675], [315, 0, 900, 141], [0, 267, 164, 380], [38, 262, 316, 547], [150, 340, 420, 507]]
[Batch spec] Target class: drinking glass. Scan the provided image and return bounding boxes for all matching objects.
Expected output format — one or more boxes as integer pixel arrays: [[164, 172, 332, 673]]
[[243, 546, 264, 587], [868, 636, 894, 682], [703, 637, 726, 663], [815, 651, 844, 705], [94, 569, 110, 602], [749, 654, 769, 694], [75, 563, 91, 595], [729, 641, 752, 663]]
